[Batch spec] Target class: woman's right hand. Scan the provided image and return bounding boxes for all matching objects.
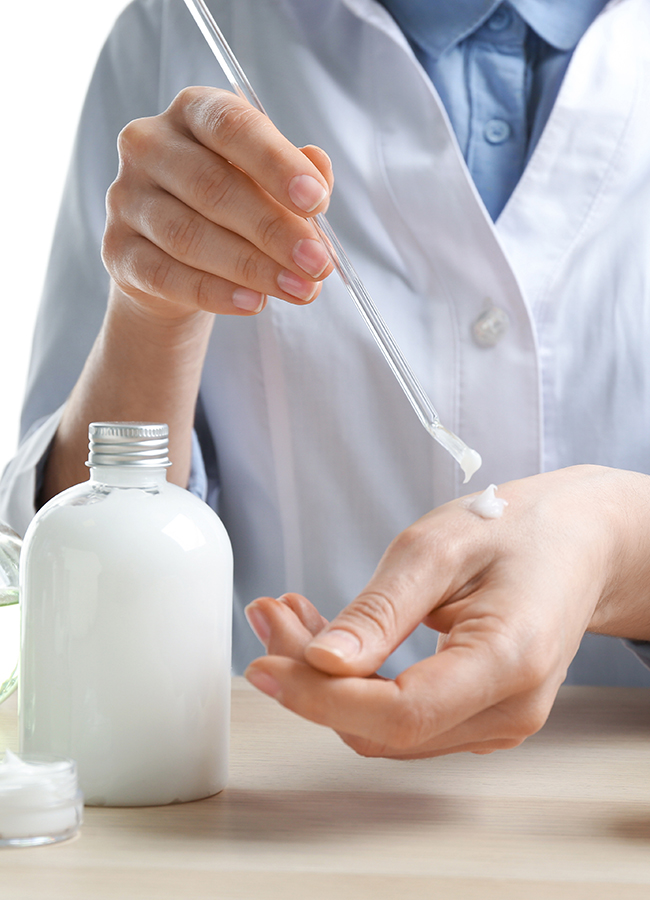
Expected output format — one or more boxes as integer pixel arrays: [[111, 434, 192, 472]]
[[102, 86, 334, 321]]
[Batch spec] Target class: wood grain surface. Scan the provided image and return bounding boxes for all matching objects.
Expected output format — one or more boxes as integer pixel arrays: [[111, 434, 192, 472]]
[[1, 679, 649, 898]]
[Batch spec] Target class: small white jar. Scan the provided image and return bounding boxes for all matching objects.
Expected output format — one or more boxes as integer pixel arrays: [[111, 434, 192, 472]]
[[0, 750, 83, 847], [20, 423, 233, 807]]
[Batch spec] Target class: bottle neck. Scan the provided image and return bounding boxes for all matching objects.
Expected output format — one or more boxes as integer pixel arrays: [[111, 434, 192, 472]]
[[88, 465, 168, 488]]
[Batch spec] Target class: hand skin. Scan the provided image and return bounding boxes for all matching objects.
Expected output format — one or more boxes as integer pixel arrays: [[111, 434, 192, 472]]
[[40, 87, 334, 503], [244, 466, 650, 759]]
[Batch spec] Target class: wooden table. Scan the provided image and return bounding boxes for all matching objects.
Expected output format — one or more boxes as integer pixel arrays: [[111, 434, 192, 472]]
[[1, 679, 649, 899]]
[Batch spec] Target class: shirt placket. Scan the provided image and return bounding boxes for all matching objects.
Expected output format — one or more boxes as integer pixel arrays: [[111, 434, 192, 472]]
[[465, 5, 530, 220]]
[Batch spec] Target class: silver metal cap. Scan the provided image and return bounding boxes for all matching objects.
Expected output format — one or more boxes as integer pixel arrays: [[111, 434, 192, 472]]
[[86, 422, 171, 468]]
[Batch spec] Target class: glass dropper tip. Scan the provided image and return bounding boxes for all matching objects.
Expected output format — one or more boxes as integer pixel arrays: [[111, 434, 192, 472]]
[[427, 422, 482, 483]]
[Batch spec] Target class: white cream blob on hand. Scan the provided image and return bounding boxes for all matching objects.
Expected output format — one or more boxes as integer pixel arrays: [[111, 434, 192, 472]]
[[467, 484, 508, 519]]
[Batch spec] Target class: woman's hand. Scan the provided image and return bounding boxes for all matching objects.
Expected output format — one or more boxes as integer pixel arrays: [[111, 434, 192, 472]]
[[244, 466, 650, 758], [102, 86, 334, 320]]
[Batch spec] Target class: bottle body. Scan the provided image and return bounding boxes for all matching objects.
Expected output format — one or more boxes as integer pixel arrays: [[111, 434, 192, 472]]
[[20, 465, 233, 807]]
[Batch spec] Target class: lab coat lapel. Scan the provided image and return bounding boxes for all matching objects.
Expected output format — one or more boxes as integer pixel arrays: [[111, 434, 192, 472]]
[[353, 1, 543, 490], [496, 0, 638, 314]]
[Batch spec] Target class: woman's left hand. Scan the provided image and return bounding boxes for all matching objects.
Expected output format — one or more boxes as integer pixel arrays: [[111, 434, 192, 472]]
[[244, 466, 650, 758]]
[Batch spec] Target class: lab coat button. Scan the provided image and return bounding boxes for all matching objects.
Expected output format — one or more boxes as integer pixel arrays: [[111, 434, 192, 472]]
[[484, 119, 511, 144], [472, 306, 509, 347]]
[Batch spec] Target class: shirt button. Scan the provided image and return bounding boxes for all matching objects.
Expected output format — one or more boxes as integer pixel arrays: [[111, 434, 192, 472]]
[[484, 118, 511, 144], [487, 5, 513, 32], [472, 306, 509, 347]]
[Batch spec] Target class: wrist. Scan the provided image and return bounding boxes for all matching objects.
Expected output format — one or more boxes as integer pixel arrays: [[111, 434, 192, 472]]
[[587, 467, 650, 640], [106, 281, 214, 352]]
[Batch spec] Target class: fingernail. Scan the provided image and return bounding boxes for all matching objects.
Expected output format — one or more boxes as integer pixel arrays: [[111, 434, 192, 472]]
[[277, 270, 318, 302], [245, 667, 282, 700], [233, 288, 265, 312], [292, 238, 329, 278], [245, 604, 271, 647], [308, 629, 361, 662], [288, 174, 328, 212]]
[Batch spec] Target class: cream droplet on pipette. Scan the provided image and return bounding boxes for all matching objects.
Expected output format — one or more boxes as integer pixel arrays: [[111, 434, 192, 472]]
[[427, 423, 482, 483], [458, 447, 482, 483]]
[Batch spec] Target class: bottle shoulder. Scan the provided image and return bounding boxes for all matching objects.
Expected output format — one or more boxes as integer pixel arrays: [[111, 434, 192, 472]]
[[23, 479, 231, 558]]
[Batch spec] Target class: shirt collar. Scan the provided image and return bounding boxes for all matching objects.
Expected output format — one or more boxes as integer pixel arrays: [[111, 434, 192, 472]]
[[375, 0, 610, 59], [513, 0, 610, 51]]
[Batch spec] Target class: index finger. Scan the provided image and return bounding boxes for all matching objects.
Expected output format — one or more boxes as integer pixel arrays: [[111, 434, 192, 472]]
[[172, 87, 333, 214], [245, 613, 527, 753]]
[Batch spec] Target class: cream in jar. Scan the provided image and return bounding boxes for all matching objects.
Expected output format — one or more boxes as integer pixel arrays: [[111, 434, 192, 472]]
[[0, 750, 83, 847]]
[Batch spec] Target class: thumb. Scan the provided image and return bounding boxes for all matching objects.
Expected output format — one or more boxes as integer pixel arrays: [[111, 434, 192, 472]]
[[304, 587, 418, 676], [303, 503, 485, 677]]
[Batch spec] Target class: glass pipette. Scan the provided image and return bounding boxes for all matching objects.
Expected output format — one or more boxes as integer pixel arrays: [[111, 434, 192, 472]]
[[182, 0, 482, 482]]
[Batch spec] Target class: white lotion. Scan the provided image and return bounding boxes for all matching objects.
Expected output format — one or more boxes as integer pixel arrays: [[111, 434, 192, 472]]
[[0, 750, 82, 846], [458, 447, 483, 484], [467, 484, 508, 519], [427, 423, 482, 484], [20, 423, 233, 807]]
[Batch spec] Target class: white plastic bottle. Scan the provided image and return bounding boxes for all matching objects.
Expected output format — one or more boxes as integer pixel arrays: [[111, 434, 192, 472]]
[[20, 422, 233, 807]]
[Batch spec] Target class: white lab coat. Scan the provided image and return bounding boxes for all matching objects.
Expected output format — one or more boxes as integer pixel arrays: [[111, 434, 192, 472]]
[[2, 0, 649, 682]]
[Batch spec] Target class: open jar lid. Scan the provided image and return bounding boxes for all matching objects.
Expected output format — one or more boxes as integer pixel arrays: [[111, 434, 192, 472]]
[[0, 750, 83, 847]]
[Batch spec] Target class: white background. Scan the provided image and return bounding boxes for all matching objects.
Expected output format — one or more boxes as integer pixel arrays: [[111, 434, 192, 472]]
[[1, 1, 130, 481]]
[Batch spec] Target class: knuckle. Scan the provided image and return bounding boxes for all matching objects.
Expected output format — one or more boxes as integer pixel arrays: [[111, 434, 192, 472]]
[[105, 177, 127, 219], [263, 142, 299, 183], [171, 85, 204, 112], [102, 235, 135, 293], [101, 214, 131, 280], [140, 255, 174, 298], [171, 85, 226, 123], [168, 86, 218, 133], [388, 520, 444, 571], [163, 211, 204, 260], [117, 116, 158, 164], [193, 272, 218, 312], [265, 141, 294, 170], [191, 159, 235, 212], [388, 522, 426, 556], [255, 209, 294, 252], [176, 86, 261, 148], [205, 98, 261, 146], [233, 246, 266, 286], [100, 227, 120, 272], [345, 590, 400, 643]]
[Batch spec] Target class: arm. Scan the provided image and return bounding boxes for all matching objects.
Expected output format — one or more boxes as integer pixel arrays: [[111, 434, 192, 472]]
[[41, 286, 214, 498], [244, 466, 650, 758]]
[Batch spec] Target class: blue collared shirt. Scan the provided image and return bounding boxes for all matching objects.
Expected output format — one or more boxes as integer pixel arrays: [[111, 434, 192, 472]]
[[377, 0, 608, 219]]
